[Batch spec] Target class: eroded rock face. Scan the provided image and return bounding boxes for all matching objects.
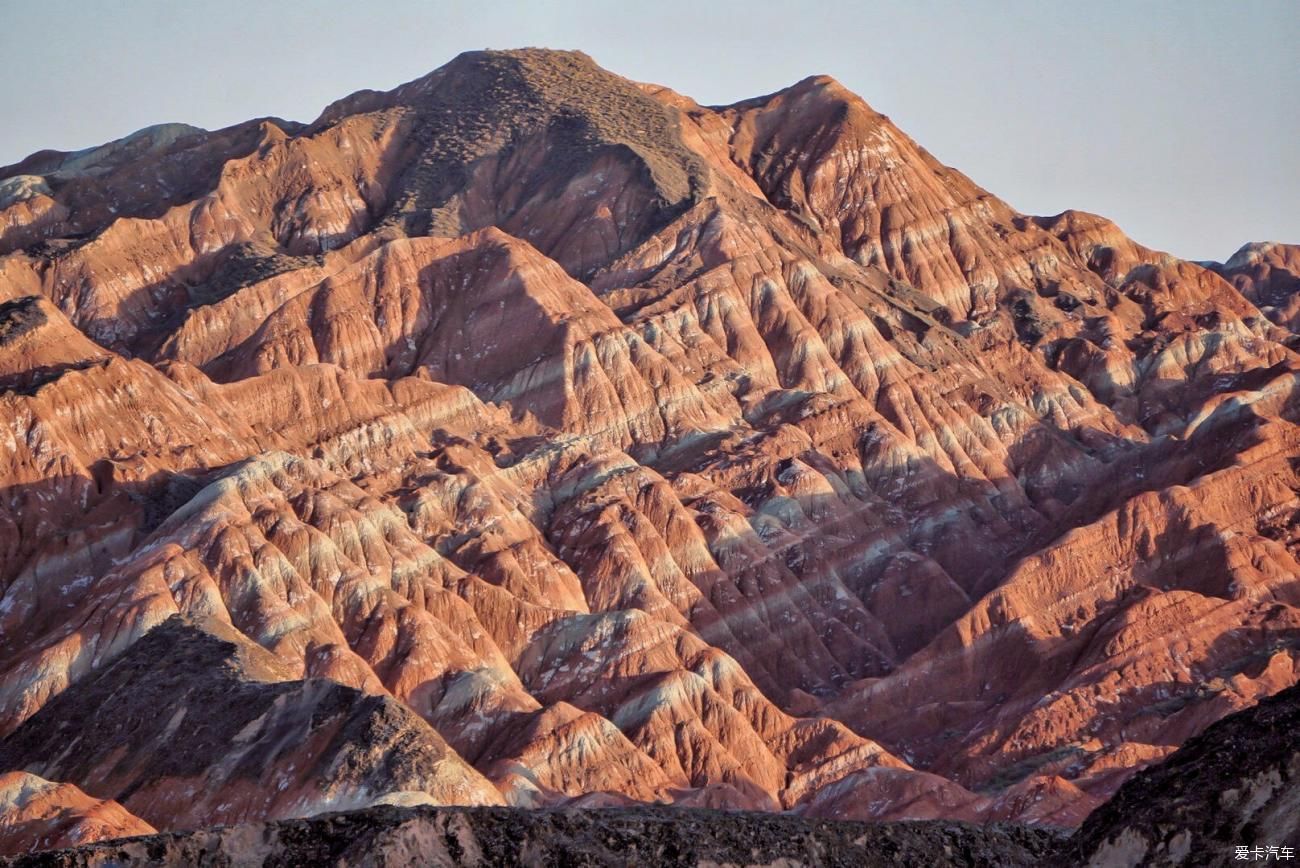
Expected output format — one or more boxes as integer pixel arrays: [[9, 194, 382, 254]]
[[1069, 681, 1300, 867], [1208, 242, 1300, 333], [0, 617, 502, 833], [0, 775, 153, 858], [8, 684, 1297, 866], [0, 46, 1298, 855]]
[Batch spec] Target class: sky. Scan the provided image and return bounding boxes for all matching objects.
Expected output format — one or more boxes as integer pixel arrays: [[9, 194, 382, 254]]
[[1, 0, 1295, 261]]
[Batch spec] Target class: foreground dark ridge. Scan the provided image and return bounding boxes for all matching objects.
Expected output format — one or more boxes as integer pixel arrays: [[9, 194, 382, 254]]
[[1067, 680, 1300, 866], [0, 805, 1057, 868]]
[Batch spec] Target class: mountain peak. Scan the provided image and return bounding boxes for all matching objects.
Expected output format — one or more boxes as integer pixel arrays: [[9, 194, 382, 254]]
[[314, 46, 712, 265], [1, 45, 1298, 861]]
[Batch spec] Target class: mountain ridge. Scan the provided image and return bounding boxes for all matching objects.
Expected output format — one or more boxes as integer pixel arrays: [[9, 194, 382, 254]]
[[1, 47, 1298, 858]]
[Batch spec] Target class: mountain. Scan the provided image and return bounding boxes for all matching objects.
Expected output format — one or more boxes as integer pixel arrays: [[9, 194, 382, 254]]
[[1, 48, 1298, 856], [1070, 679, 1300, 866], [0, 775, 153, 859], [11, 682, 1300, 866]]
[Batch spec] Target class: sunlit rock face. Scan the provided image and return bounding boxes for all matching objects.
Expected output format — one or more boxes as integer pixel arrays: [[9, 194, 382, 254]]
[[1068, 680, 1300, 866], [0, 773, 155, 858], [1, 47, 1298, 855]]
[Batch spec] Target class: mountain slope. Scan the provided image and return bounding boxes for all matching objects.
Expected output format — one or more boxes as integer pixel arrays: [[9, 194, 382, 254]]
[[0, 47, 1297, 853], [10, 681, 1298, 865], [1070, 680, 1300, 866]]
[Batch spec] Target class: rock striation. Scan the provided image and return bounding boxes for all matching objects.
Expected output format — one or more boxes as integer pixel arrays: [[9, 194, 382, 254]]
[[9, 683, 1298, 866], [0, 617, 502, 833], [0, 46, 1297, 857], [0, 775, 153, 858], [1069, 680, 1300, 867]]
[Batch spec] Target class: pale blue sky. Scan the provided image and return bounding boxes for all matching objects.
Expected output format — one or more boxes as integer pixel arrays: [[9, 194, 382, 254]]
[[1, 0, 1295, 260]]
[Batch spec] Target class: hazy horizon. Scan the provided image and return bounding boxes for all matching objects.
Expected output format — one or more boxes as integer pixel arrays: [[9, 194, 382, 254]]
[[2, 0, 1296, 260]]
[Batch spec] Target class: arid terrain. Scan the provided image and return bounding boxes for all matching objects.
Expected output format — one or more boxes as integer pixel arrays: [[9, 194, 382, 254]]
[[1, 48, 1298, 862], [6, 682, 1299, 867]]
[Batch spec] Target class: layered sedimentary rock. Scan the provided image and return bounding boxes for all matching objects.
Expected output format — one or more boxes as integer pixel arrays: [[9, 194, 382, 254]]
[[0, 47, 1297, 855], [1069, 681, 1300, 866], [0, 617, 502, 833], [1208, 242, 1300, 332], [0, 775, 153, 858], [11, 682, 1297, 866]]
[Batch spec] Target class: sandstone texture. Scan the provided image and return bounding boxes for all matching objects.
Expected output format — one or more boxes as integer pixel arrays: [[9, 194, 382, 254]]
[[9, 684, 1297, 866], [1, 47, 1297, 857], [0, 775, 153, 858]]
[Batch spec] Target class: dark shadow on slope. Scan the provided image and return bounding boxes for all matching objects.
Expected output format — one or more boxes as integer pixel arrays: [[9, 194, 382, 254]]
[[0, 120, 283, 255], [0, 616, 488, 832]]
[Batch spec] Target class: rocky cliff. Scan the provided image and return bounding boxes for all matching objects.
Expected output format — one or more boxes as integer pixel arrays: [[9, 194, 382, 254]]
[[1, 47, 1297, 857], [1070, 680, 1300, 866]]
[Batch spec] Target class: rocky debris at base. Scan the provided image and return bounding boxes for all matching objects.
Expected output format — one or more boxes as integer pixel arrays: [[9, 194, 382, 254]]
[[0, 805, 1059, 867]]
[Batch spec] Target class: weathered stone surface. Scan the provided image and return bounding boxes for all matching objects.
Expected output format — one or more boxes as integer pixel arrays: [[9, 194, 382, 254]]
[[0, 805, 1059, 867], [1069, 681, 1300, 866], [0, 775, 153, 858], [1208, 242, 1300, 333], [0, 617, 502, 834], [0, 46, 1297, 857], [8, 684, 1296, 865]]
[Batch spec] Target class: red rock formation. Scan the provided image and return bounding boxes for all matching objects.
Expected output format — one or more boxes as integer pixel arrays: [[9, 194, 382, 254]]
[[1208, 242, 1300, 332], [0, 617, 503, 834], [0, 48, 1296, 846], [0, 773, 154, 857]]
